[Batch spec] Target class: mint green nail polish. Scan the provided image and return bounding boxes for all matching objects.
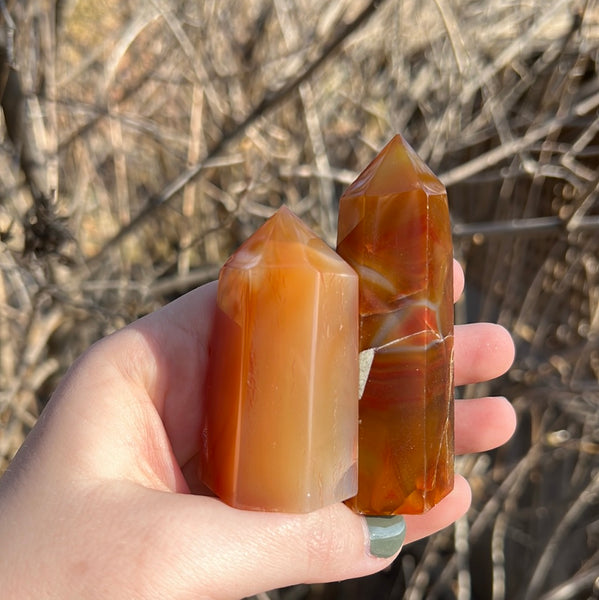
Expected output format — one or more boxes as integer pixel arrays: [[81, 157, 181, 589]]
[[366, 515, 406, 558]]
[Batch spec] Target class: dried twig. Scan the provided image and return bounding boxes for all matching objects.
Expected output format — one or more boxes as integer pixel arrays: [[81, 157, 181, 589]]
[[85, 0, 388, 268], [524, 473, 599, 600]]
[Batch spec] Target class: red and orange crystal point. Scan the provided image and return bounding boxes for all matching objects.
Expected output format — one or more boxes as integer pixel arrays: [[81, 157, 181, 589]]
[[199, 206, 360, 513], [337, 134, 455, 515]]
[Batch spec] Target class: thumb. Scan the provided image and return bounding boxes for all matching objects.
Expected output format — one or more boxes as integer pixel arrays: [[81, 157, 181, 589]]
[[131, 490, 406, 600]]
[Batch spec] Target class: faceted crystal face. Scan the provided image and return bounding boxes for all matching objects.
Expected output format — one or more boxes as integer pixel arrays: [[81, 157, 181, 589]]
[[337, 135, 455, 515], [200, 206, 360, 513]]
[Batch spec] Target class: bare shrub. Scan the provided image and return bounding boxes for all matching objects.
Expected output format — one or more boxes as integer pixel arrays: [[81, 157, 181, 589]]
[[0, 1, 597, 598]]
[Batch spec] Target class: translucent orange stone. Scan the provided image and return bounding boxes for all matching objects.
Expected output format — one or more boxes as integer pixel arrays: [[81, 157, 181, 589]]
[[336, 135, 455, 515], [200, 206, 360, 513]]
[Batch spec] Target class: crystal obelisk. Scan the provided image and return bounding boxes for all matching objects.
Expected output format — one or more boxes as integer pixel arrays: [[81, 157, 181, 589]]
[[200, 206, 360, 513], [337, 135, 454, 515]]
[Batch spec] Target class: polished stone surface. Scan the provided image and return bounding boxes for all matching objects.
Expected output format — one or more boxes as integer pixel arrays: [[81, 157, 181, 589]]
[[337, 135, 454, 515], [200, 206, 360, 513]]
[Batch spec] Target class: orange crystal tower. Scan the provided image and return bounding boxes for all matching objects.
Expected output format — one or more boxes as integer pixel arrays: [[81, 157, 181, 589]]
[[337, 135, 454, 515], [200, 206, 360, 513]]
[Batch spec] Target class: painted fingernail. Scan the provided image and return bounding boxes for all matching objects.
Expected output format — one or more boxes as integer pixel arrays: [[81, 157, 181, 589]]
[[366, 515, 406, 558]]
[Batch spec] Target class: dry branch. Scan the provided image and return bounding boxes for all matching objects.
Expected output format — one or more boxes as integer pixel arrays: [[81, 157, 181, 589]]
[[1, 1, 598, 599], [84, 0, 387, 269]]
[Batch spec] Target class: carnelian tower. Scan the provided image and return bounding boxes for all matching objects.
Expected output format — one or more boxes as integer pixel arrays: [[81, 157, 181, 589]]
[[200, 206, 360, 513], [337, 135, 454, 515]]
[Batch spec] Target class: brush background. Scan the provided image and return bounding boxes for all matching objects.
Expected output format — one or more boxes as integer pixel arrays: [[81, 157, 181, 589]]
[[0, 1, 598, 598]]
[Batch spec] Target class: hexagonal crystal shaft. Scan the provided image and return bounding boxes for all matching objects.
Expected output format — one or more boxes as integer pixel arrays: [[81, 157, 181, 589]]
[[200, 206, 359, 513], [337, 135, 455, 515]]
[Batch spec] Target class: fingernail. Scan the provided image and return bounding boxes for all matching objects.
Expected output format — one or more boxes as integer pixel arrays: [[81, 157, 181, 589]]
[[365, 515, 406, 558]]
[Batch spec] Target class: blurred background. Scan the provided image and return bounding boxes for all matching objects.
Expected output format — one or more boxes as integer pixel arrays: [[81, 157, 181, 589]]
[[0, 0, 598, 598]]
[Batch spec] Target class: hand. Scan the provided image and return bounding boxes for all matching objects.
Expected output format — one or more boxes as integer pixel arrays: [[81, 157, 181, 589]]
[[0, 262, 515, 600]]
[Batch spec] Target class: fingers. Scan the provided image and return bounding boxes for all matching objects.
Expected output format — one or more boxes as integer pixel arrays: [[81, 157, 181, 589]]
[[452, 324, 515, 455], [455, 396, 516, 454], [454, 322, 514, 386]]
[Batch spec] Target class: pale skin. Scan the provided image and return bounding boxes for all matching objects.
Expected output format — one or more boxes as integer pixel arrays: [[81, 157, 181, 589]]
[[0, 262, 516, 600]]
